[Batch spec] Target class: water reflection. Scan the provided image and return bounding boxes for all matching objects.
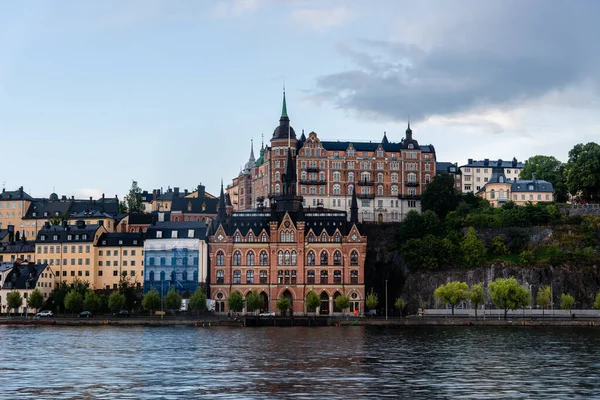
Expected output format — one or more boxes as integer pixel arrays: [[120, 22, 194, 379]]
[[0, 325, 599, 399]]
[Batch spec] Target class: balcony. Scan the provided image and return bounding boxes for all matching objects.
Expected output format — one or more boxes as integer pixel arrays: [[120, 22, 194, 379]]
[[405, 182, 419, 187], [357, 180, 374, 186], [357, 193, 375, 199], [497, 196, 509, 203], [398, 194, 420, 200], [299, 179, 327, 185], [306, 167, 320, 173]]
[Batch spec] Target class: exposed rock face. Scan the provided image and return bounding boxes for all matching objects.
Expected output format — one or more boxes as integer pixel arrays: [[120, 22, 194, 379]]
[[404, 263, 600, 311]]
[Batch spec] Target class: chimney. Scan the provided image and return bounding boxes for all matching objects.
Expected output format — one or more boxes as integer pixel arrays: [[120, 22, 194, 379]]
[[174, 187, 179, 196], [153, 190, 157, 202], [484, 158, 489, 166], [102, 193, 105, 201], [62, 220, 68, 228], [532, 173, 537, 182], [184, 189, 188, 196], [71, 196, 75, 200], [8, 225, 14, 243], [61, 195, 67, 201], [197, 184, 205, 200], [498, 159, 503, 166], [468, 158, 473, 164], [44, 221, 51, 229]]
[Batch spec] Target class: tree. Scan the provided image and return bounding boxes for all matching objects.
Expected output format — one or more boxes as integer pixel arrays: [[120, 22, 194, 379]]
[[434, 281, 469, 316], [565, 142, 600, 202], [365, 288, 379, 310], [6, 291, 22, 315], [334, 294, 351, 313], [164, 288, 182, 314], [27, 289, 45, 312], [227, 291, 244, 313], [394, 298, 406, 317], [469, 283, 486, 319], [306, 290, 321, 313], [188, 288, 207, 316], [520, 155, 567, 203], [64, 290, 83, 314], [489, 236, 509, 256], [559, 293, 575, 313], [83, 290, 102, 313], [536, 285, 551, 317], [125, 180, 144, 213], [245, 290, 262, 314], [108, 291, 127, 313], [519, 250, 535, 266], [276, 297, 290, 314], [142, 289, 161, 315], [421, 172, 462, 218], [594, 291, 600, 310], [489, 277, 530, 319], [461, 227, 486, 268], [48, 213, 69, 226]]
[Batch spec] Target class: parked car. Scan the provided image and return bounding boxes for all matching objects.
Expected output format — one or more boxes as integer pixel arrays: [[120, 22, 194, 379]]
[[365, 309, 377, 317], [113, 310, 129, 317], [259, 311, 276, 317], [77, 311, 93, 318], [36, 310, 53, 318]]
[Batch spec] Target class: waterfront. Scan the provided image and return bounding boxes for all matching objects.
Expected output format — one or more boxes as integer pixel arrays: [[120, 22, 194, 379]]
[[1, 326, 599, 399]]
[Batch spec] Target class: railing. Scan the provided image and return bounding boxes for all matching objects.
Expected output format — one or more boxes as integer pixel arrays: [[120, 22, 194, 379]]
[[298, 179, 327, 185], [357, 180, 374, 186], [306, 167, 320, 173], [398, 194, 420, 200], [357, 194, 375, 199], [405, 182, 419, 187]]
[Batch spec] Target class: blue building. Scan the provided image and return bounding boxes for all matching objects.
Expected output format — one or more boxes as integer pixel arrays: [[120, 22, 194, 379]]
[[143, 221, 207, 297]]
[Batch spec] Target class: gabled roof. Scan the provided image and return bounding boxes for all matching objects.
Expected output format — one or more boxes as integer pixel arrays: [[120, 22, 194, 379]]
[[0, 187, 33, 201], [35, 223, 104, 243], [145, 221, 207, 240], [1, 262, 51, 290], [460, 159, 525, 169], [23, 197, 119, 220], [96, 232, 144, 247]]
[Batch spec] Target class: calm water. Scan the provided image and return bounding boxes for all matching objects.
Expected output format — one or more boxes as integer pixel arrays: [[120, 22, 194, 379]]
[[1, 325, 599, 399]]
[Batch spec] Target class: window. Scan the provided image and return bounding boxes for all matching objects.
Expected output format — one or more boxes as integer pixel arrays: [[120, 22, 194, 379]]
[[233, 270, 241, 284], [321, 232, 327, 242], [320, 270, 328, 284], [246, 251, 255, 266], [233, 251, 241, 266], [259, 270, 267, 284], [260, 251, 268, 266], [291, 251, 297, 266], [334, 270, 342, 284], [234, 232, 241, 242], [291, 270, 297, 284], [350, 270, 359, 284], [334, 232, 341, 242], [113, 271, 118, 276], [284, 250, 290, 265], [246, 270, 254, 284], [307, 270, 315, 284], [216, 270, 224, 284], [350, 250, 359, 266], [278, 251, 283, 265], [307, 251, 315, 266], [333, 251, 342, 266], [320, 251, 328, 265]]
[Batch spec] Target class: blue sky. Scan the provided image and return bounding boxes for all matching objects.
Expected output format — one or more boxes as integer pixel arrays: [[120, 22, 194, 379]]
[[1, 1, 599, 199]]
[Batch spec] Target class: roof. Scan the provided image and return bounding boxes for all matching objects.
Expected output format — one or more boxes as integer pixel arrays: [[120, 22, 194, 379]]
[[319, 140, 434, 153], [170, 195, 219, 215], [436, 162, 460, 174], [0, 187, 33, 201], [128, 213, 154, 225], [0, 241, 35, 254], [1, 262, 50, 290], [460, 158, 525, 169], [0, 230, 9, 241], [511, 179, 554, 193], [23, 196, 119, 220], [96, 232, 144, 247], [35, 223, 104, 243], [145, 221, 207, 240]]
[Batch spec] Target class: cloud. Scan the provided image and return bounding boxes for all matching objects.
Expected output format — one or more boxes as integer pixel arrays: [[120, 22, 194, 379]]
[[311, 1, 600, 128], [211, 0, 263, 18], [289, 6, 353, 31]]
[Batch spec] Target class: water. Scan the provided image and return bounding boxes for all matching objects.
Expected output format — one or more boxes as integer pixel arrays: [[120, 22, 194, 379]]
[[1, 325, 599, 399]]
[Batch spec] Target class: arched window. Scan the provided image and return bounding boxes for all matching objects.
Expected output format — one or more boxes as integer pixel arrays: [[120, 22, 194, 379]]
[[260, 251, 268, 266], [291, 251, 297, 265], [247, 232, 254, 242], [320, 251, 328, 265], [350, 270, 359, 284], [234, 232, 241, 242], [261, 233, 267, 242], [246, 270, 254, 284], [425, 174, 431, 184], [285, 231, 290, 242], [278, 251, 283, 265], [333, 251, 342, 266], [233, 270, 241, 284], [499, 189, 505, 199], [391, 185, 398, 196], [408, 173, 416, 183], [182, 271, 188, 281], [290, 231, 295, 242], [307, 270, 315, 284], [333, 270, 342, 283], [377, 173, 383, 183], [216, 251, 225, 266], [361, 172, 370, 182], [350, 250, 359, 266], [284, 250, 290, 265], [378, 185, 383, 195], [246, 251, 255, 266], [348, 172, 354, 182], [275, 184, 280, 195], [321, 232, 327, 242], [320, 270, 328, 284], [334, 232, 341, 242], [149, 271, 155, 281], [275, 172, 280, 181], [259, 270, 267, 284], [333, 172, 341, 182], [170, 271, 176, 282], [333, 184, 340, 195], [490, 189, 496, 199], [280, 231, 285, 242], [233, 251, 241, 266], [307, 251, 315, 266], [348, 184, 354, 195], [308, 233, 315, 242], [391, 173, 398, 183]]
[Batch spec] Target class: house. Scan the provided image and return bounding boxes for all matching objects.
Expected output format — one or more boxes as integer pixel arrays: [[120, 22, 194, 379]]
[[0, 261, 56, 314], [95, 232, 144, 291], [459, 157, 524, 193]]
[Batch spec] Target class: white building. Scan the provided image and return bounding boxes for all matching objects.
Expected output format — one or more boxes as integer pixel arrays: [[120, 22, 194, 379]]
[[459, 158, 524, 193]]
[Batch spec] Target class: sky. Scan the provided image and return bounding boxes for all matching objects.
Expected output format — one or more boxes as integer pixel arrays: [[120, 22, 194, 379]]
[[1, 0, 599, 199]]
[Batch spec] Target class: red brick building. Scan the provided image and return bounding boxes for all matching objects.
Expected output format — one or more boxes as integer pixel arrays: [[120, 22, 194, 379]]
[[209, 151, 366, 315]]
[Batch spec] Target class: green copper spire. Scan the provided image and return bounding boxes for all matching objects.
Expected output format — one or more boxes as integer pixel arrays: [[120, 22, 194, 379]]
[[281, 89, 288, 118]]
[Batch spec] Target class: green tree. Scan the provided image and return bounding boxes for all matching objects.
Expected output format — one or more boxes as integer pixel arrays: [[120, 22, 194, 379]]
[[108, 291, 127, 313], [306, 290, 321, 313], [27, 288, 45, 312], [469, 283, 486, 319], [536, 285, 551, 317], [227, 291, 244, 313], [434, 281, 469, 316], [125, 180, 144, 213], [565, 142, 600, 202], [489, 277, 530, 319], [64, 289, 83, 314], [141, 288, 161, 315], [594, 291, 600, 310], [489, 236, 509, 256], [164, 288, 182, 314], [421, 172, 462, 218], [245, 290, 262, 314], [519, 250, 535, 266], [188, 288, 207, 316], [394, 298, 406, 317], [366, 288, 379, 310], [334, 294, 351, 312], [276, 297, 291, 314], [6, 291, 22, 315], [559, 293, 575, 313], [520, 155, 567, 203], [48, 213, 69, 226], [83, 290, 102, 313], [461, 227, 486, 268]]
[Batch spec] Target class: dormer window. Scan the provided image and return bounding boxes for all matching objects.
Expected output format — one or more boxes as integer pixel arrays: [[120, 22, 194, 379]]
[[67, 235, 72, 241], [171, 231, 178, 238], [55, 212, 60, 216], [40, 235, 46, 241], [156, 231, 162, 238], [188, 229, 194, 238], [408, 144, 414, 149], [53, 235, 58, 241], [528, 185, 534, 190], [43, 212, 48, 217], [102, 240, 106, 245], [119, 240, 123, 245], [32, 212, 37, 217], [75, 235, 79, 240], [133, 240, 138, 245], [499, 176, 504, 183]]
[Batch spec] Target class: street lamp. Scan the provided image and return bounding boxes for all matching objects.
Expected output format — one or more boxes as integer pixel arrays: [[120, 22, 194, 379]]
[[385, 279, 388, 320]]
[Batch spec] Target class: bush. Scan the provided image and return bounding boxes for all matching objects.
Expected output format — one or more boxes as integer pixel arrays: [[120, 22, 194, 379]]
[[547, 245, 566, 265], [489, 236, 509, 256], [507, 229, 530, 253], [519, 250, 535, 266]]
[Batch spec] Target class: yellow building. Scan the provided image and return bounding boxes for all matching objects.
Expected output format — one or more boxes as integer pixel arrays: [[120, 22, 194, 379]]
[[35, 220, 107, 286], [0, 187, 33, 232], [95, 232, 144, 290], [476, 162, 554, 207], [0, 262, 56, 314]]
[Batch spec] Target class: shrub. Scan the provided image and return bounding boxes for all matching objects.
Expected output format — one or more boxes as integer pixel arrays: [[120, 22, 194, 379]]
[[489, 236, 509, 256], [519, 250, 535, 266]]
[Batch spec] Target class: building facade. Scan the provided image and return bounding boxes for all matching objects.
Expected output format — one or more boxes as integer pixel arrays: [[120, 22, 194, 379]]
[[459, 158, 524, 193], [0, 262, 56, 314], [143, 221, 208, 297], [227, 93, 437, 222], [95, 232, 144, 290], [0, 187, 33, 231], [436, 162, 462, 191], [210, 151, 366, 315]]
